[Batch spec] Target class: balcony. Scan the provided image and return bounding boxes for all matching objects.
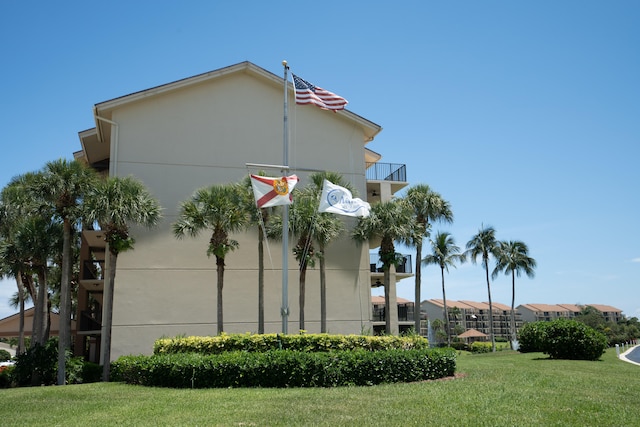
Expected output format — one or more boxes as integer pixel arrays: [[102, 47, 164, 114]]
[[372, 304, 415, 322], [370, 253, 412, 274], [366, 162, 406, 182]]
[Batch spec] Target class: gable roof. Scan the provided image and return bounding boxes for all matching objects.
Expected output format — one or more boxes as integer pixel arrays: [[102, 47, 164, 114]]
[[83, 61, 382, 158], [0, 307, 75, 337]]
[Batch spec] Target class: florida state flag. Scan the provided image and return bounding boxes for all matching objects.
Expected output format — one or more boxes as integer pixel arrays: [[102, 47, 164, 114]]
[[250, 174, 299, 208]]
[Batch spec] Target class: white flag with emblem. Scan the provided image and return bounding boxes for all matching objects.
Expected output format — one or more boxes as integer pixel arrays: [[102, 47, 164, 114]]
[[318, 179, 370, 217]]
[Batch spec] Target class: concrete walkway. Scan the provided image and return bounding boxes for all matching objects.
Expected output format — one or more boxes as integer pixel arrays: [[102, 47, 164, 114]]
[[0, 342, 16, 358], [619, 344, 640, 366]]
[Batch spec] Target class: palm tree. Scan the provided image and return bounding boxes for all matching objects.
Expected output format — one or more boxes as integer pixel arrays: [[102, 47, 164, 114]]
[[307, 172, 348, 333], [449, 306, 464, 335], [32, 158, 98, 385], [239, 174, 274, 334], [84, 176, 161, 381], [492, 240, 536, 345], [0, 193, 28, 355], [404, 185, 453, 335], [0, 241, 29, 355], [174, 183, 246, 336], [15, 215, 62, 348], [1, 173, 61, 349], [422, 231, 464, 346], [465, 225, 498, 352], [287, 188, 317, 332], [353, 199, 415, 335]]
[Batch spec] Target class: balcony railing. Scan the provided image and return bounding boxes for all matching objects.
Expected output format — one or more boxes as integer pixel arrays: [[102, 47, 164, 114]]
[[81, 260, 104, 281], [372, 304, 415, 322], [370, 253, 413, 274], [365, 162, 406, 182]]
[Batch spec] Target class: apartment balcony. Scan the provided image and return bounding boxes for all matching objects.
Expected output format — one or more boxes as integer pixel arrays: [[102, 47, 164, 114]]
[[365, 162, 408, 203], [371, 300, 416, 335], [366, 162, 406, 182], [370, 253, 413, 287]]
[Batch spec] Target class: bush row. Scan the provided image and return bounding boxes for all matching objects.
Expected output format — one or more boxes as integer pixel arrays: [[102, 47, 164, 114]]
[[9, 338, 102, 386], [518, 319, 608, 360], [154, 333, 430, 355], [112, 348, 456, 388]]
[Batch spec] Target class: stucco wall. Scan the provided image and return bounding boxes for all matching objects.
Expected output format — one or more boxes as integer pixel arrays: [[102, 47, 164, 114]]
[[104, 71, 373, 358]]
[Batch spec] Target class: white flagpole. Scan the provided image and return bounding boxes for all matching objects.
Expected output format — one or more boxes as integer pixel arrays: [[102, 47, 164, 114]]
[[281, 60, 290, 334]]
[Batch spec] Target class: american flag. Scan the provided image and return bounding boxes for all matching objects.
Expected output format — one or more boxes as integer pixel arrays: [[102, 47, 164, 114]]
[[292, 74, 348, 111]]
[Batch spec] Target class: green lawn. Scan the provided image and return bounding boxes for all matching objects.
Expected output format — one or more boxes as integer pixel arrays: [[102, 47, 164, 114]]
[[1, 348, 638, 426]]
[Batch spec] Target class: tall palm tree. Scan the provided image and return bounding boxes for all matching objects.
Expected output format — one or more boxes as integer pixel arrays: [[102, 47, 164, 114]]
[[465, 225, 498, 352], [353, 199, 415, 335], [32, 158, 98, 385], [403, 185, 453, 335], [174, 183, 246, 336], [307, 171, 348, 333], [289, 188, 317, 332], [422, 231, 464, 346], [239, 174, 274, 334], [1, 173, 60, 349], [0, 241, 28, 355], [0, 194, 28, 355], [15, 215, 62, 348], [84, 176, 161, 381], [492, 240, 536, 344]]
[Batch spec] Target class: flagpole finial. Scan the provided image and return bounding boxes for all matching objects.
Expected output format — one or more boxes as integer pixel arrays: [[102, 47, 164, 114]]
[[282, 60, 288, 68]]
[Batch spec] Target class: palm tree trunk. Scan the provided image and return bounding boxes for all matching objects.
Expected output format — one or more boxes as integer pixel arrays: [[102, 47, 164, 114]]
[[58, 218, 72, 385], [384, 267, 391, 334], [258, 227, 264, 334], [414, 242, 422, 335], [319, 246, 326, 333], [101, 250, 118, 381], [216, 256, 224, 335], [299, 265, 307, 331], [441, 267, 450, 346], [510, 271, 516, 346], [34, 267, 48, 347], [16, 273, 25, 355], [484, 260, 496, 352]]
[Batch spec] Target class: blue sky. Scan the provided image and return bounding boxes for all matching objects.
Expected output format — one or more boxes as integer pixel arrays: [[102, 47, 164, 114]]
[[1, 1, 638, 320]]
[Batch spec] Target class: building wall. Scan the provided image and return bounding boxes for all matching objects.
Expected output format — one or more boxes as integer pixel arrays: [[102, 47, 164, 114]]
[[103, 71, 373, 358]]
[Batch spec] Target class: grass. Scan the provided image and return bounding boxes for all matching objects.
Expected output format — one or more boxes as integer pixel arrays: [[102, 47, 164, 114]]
[[0, 348, 638, 426]]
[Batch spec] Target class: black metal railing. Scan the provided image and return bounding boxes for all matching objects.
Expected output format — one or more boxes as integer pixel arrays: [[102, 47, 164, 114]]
[[81, 260, 105, 280], [372, 304, 415, 322], [369, 254, 413, 274], [79, 310, 102, 331], [365, 162, 406, 182]]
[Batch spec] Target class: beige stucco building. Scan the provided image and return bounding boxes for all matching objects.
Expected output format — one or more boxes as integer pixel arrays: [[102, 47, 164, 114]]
[[73, 62, 410, 362]]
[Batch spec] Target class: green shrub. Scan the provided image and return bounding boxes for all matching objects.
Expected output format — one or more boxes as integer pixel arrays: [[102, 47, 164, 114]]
[[112, 348, 456, 388], [450, 342, 468, 351], [0, 349, 11, 361], [470, 342, 492, 353], [12, 338, 103, 386], [518, 321, 550, 353], [154, 333, 429, 355], [519, 319, 608, 360], [13, 339, 59, 386], [0, 364, 14, 388], [543, 319, 608, 360]]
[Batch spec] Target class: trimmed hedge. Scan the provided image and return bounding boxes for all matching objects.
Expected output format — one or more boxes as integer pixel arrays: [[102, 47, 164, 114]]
[[469, 342, 492, 354], [154, 333, 430, 355], [111, 348, 456, 388]]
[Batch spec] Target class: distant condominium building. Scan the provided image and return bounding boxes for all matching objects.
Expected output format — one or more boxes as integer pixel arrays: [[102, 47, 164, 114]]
[[517, 304, 623, 324], [421, 299, 522, 341]]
